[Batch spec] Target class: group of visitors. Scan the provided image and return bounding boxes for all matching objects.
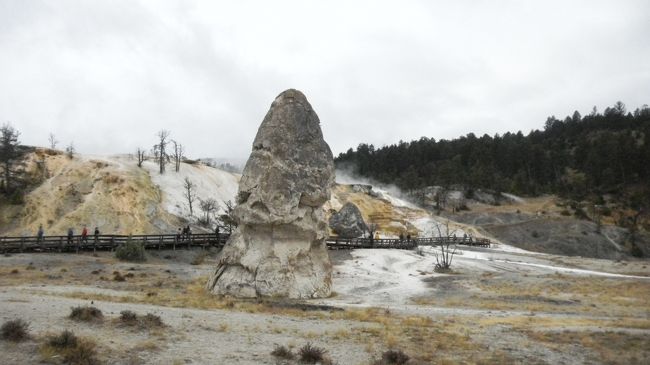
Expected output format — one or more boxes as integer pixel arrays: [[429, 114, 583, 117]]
[[36, 224, 100, 244], [398, 232, 412, 242], [176, 225, 193, 242]]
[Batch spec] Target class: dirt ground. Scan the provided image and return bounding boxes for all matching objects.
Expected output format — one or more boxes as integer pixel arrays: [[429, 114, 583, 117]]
[[0, 247, 649, 364]]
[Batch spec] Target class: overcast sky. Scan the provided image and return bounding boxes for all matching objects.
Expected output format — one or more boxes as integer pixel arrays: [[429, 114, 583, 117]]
[[1, 1, 649, 161]]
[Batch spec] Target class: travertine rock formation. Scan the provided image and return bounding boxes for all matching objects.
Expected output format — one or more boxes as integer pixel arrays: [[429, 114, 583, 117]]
[[329, 202, 368, 238], [206, 89, 334, 298]]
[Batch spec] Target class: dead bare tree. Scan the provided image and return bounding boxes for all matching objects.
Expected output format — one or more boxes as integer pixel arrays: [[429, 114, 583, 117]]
[[199, 198, 219, 226], [155, 130, 170, 174], [171, 140, 183, 172], [218, 200, 237, 233], [432, 220, 458, 272], [136, 147, 147, 167], [48, 133, 58, 149], [365, 222, 379, 243], [183, 177, 196, 216], [65, 142, 75, 159]]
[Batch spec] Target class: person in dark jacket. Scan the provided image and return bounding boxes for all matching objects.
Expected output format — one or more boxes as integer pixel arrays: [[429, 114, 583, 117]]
[[37, 224, 44, 243], [67, 228, 74, 244], [94, 227, 100, 242]]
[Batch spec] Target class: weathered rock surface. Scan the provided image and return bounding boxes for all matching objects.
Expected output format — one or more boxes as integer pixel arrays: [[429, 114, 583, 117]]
[[206, 89, 334, 298], [329, 202, 367, 238]]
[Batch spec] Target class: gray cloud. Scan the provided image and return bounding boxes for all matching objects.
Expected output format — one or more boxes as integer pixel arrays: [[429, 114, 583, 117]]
[[1, 0, 649, 160]]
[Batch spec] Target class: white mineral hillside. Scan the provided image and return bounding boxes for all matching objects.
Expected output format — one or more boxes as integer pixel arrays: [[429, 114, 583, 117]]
[[1, 148, 475, 239], [140, 159, 240, 219], [0, 150, 239, 236]]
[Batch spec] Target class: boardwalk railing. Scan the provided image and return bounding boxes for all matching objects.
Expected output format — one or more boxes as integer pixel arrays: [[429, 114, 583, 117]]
[[0, 233, 489, 254]]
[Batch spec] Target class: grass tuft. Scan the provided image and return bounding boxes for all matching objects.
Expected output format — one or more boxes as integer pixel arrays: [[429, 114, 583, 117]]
[[298, 342, 327, 364], [271, 344, 294, 360], [42, 330, 100, 365]]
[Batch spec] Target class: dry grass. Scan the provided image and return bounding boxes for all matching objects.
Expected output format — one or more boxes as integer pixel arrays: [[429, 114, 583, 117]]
[[270, 344, 294, 360], [41, 331, 101, 365], [523, 330, 650, 365], [414, 274, 650, 318]]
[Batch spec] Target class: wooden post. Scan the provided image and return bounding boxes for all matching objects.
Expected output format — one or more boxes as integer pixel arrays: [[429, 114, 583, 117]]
[[20, 237, 25, 253]]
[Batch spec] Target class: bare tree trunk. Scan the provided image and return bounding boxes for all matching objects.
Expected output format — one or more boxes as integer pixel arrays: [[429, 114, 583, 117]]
[[171, 140, 183, 172], [156, 130, 170, 174], [136, 148, 147, 167]]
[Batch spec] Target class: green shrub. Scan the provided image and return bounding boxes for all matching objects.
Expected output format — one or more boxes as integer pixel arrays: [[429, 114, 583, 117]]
[[1, 319, 29, 342], [115, 239, 146, 262]]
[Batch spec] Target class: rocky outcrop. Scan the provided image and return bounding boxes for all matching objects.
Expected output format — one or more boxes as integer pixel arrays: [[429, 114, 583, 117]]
[[206, 89, 334, 299], [329, 202, 367, 238]]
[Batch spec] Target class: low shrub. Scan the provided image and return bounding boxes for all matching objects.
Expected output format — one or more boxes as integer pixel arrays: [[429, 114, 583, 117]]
[[119, 311, 137, 325], [43, 330, 99, 365], [140, 313, 164, 328], [118, 311, 164, 329], [298, 342, 327, 364], [560, 209, 571, 216], [1, 319, 29, 342], [48, 330, 78, 348], [69, 306, 103, 322], [375, 349, 410, 365], [271, 344, 294, 360], [113, 272, 125, 282], [531, 230, 540, 238], [191, 251, 209, 265], [115, 239, 146, 262]]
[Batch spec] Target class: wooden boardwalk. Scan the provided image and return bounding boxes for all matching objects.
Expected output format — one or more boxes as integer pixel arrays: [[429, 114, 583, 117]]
[[0, 233, 490, 254]]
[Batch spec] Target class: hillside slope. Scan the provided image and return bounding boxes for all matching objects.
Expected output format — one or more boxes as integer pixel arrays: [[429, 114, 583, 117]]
[[0, 151, 240, 236], [2, 151, 456, 238]]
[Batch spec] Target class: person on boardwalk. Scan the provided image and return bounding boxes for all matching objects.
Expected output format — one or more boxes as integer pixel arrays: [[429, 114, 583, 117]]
[[215, 225, 220, 245], [176, 228, 182, 243], [186, 225, 192, 241], [67, 228, 74, 244], [406, 233, 411, 242], [37, 224, 44, 243], [94, 227, 100, 242], [81, 225, 88, 244]]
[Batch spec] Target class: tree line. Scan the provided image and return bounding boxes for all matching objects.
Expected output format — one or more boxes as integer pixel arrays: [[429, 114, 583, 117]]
[[335, 101, 650, 205]]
